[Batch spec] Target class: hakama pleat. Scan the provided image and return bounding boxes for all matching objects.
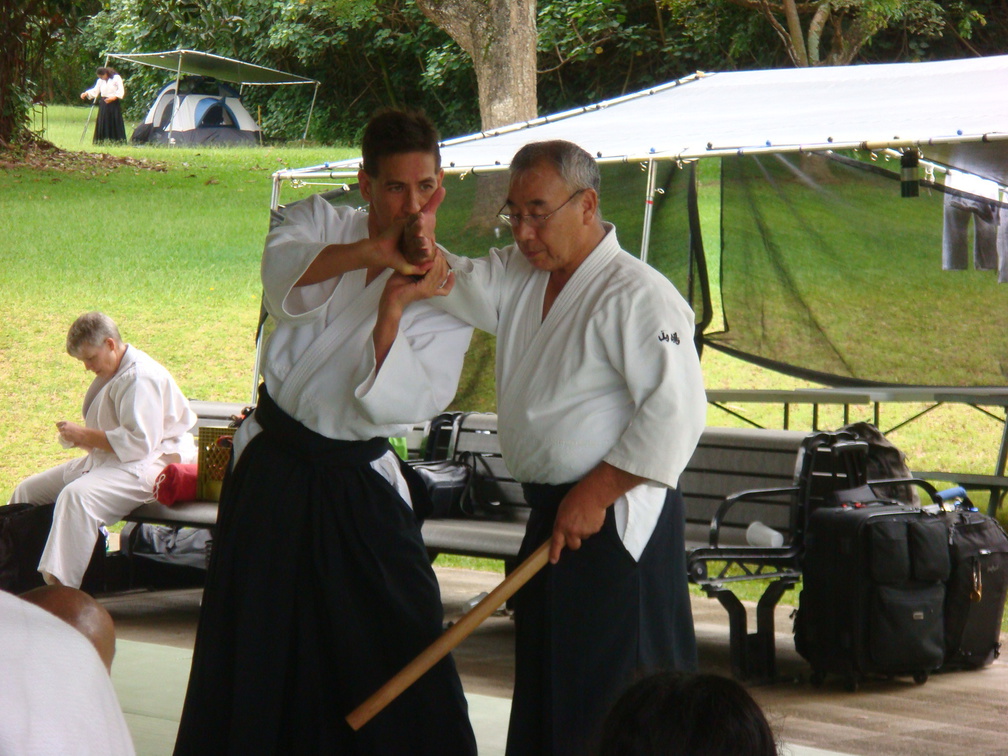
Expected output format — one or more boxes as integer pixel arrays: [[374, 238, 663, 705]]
[[506, 484, 697, 756]]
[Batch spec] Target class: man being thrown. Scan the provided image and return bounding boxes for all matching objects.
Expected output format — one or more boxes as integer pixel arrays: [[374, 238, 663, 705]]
[[434, 140, 706, 756], [9, 311, 196, 589], [173, 108, 477, 755]]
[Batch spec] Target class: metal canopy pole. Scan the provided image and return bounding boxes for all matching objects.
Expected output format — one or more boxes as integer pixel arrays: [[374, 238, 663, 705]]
[[639, 159, 658, 263], [168, 53, 183, 146], [302, 82, 320, 146]]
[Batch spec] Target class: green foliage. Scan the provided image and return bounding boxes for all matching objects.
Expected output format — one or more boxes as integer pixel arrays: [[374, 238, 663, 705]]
[[663, 0, 990, 66], [76, 0, 283, 121], [537, 0, 707, 110], [868, 0, 1006, 59], [68, 0, 477, 143], [0, 0, 100, 142], [31, 0, 1008, 150]]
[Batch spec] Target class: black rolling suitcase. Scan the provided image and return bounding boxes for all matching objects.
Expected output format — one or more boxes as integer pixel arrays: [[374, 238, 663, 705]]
[[937, 488, 1008, 669], [795, 497, 950, 689]]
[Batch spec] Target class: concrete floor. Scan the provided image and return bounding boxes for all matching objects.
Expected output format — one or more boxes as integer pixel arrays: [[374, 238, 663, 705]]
[[100, 567, 1008, 756]]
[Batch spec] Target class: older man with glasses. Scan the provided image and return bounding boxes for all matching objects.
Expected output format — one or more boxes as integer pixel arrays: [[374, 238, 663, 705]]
[[432, 139, 707, 756]]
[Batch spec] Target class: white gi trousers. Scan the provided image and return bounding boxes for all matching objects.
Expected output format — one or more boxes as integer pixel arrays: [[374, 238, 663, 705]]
[[9, 459, 151, 588]]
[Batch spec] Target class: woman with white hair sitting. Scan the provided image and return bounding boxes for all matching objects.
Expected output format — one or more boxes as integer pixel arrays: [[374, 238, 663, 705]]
[[8, 311, 196, 589]]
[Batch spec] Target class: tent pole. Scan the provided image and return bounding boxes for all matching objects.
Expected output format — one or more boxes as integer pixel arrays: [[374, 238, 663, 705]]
[[302, 82, 319, 147], [639, 159, 657, 263], [168, 53, 183, 146], [79, 53, 111, 144]]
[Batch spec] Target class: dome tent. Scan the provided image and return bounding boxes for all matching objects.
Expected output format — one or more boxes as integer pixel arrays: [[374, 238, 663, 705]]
[[95, 49, 319, 146], [132, 77, 261, 145]]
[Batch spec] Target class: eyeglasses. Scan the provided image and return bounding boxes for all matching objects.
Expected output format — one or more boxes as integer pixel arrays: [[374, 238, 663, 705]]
[[496, 190, 585, 229]]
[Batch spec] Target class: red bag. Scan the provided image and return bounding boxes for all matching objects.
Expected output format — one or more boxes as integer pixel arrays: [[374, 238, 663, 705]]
[[153, 463, 198, 506]]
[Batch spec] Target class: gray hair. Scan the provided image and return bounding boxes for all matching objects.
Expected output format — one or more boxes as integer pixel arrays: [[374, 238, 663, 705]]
[[510, 140, 601, 196], [66, 312, 122, 357]]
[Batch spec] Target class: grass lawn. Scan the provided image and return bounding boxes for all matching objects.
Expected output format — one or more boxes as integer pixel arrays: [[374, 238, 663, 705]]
[[3, 105, 1007, 596]]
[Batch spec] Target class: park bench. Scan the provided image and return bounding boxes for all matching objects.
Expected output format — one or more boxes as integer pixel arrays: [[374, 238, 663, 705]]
[[414, 411, 832, 681], [416, 413, 811, 562], [122, 404, 859, 682]]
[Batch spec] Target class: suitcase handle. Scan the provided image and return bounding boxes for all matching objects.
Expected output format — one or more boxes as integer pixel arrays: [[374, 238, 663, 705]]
[[937, 486, 977, 511]]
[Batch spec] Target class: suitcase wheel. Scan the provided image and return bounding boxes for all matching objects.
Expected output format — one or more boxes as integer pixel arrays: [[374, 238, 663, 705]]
[[913, 672, 928, 685]]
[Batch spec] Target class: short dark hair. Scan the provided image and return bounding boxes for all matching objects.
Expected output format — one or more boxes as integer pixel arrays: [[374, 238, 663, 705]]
[[596, 671, 779, 756], [361, 107, 441, 177], [510, 140, 600, 195]]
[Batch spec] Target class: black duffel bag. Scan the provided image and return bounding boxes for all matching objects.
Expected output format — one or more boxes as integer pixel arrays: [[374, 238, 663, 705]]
[[0, 502, 106, 594], [409, 454, 475, 519]]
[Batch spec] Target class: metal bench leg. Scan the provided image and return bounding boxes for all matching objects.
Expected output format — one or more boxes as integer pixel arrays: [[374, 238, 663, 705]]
[[709, 578, 797, 682], [711, 588, 752, 680]]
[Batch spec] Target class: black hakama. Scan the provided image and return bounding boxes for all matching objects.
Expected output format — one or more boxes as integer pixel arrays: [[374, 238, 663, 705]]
[[506, 483, 697, 756], [93, 98, 126, 144], [174, 388, 476, 756]]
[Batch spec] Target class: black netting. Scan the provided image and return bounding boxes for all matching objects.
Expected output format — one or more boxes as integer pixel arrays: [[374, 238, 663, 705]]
[[707, 152, 1008, 386]]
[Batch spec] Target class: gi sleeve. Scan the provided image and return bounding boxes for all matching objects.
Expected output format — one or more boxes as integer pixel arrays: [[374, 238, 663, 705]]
[[261, 195, 355, 324], [83, 79, 101, 100], [601, 278, 706, 489], [436, 249, 509, 335], [355, 305, 474, 424], [104, 375, 167, 463]]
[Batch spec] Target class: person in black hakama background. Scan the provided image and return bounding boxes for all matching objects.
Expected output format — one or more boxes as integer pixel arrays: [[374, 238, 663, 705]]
[[172, 108, 476, 756], [80, 67, 126, 144]]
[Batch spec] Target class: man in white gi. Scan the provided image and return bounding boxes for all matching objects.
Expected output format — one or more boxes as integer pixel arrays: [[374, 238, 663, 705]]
[[9, 312, 196, 590], [0, 587, 135, 755], [436, 140, 707, 756], [174, 108, 477, 756]]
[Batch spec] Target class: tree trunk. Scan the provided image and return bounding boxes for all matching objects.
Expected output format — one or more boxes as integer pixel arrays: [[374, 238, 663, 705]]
[[417, 0, 537, 229], [415, 1, 537, 381], [415, 0, 537, 130], [0, 5, 31, 144], [781, 0, 809, 66]]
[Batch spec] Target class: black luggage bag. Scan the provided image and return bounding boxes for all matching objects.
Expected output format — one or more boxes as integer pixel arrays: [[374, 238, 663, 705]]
[[0, 502, 106, 594], [938, 489, 1008, 669], [795, 499, 950, 689]]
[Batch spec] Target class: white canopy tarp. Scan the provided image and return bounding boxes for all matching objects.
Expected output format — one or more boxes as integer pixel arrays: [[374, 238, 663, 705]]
[[109, 50, 317, 86], [276, 55, 1008, 184]]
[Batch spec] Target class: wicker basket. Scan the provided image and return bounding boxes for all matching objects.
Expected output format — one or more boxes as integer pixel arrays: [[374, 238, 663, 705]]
[[196, 426, 236, 502]]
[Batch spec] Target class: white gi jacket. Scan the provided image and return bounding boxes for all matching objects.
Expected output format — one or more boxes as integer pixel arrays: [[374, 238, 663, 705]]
[[76, 345, 196, 489], [235, 195, 473, 495], [83, 75, 124, 101], [0, 591, 136, 755], [441, 225, 706, 558]]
